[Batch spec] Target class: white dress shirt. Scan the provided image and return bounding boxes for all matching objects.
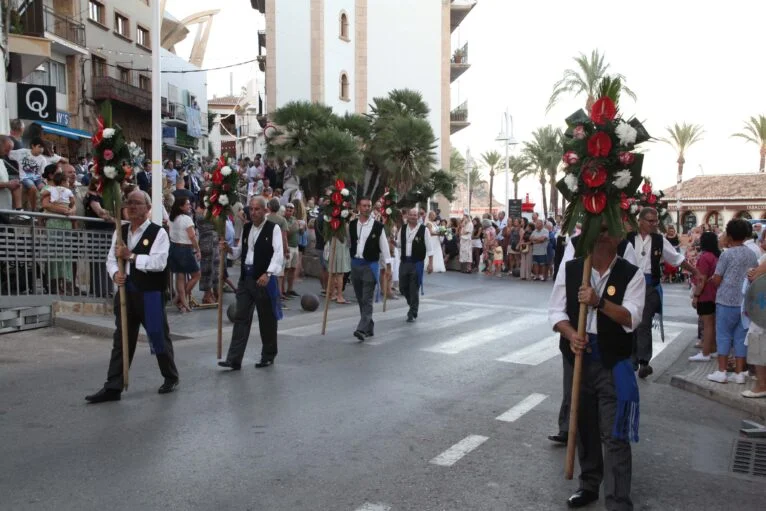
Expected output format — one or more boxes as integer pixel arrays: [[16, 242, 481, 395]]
[[496, 218, 508, 241], [562, 235, 637, 266], [633, 234, 685, 274], [107, 220, 169, 281], [230, 220, 284, 275], [548, 256, 646, 335], [402, 223, 433, 258], [355, 216, 391, 263]]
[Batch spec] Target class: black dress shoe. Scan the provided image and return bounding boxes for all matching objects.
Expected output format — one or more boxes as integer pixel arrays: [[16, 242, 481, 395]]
[[567, 489, 599, 508], [255, 359, 274, 368], [353, 330, 366, 341], [287, 290, 300, 297], [638, 364, 654, 379], [158, 380, 179, 394], [85, 388, 121, 404], [548, 432, 568, 445], [406, 313, 415, 323], [218, 361, 242, 371]]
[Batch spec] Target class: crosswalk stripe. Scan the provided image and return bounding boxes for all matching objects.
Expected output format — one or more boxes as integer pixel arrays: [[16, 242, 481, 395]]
[[354, 503, 392, 511], [496, 335, 560, 365], [279, 303, 449, 337], [496, 393, 549, 422], [422, 314, 546, 355], [366, 308, 495, 346], [653, 328, 682, 358], [430, 434, 489, 467]]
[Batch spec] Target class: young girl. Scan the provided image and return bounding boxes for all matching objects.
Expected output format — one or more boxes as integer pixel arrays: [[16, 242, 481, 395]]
[[492, 245, 504, 277], [48, 171, 74, 210]]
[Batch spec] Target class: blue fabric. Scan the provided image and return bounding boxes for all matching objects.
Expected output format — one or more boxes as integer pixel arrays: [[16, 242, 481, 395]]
[[645, 274, 665, 341], [142, 290, 166, 355], [352, 258, 380, 302], [716, 303, 747, 358], [401, 257, 425, 296], [266, 276, 283, 321]]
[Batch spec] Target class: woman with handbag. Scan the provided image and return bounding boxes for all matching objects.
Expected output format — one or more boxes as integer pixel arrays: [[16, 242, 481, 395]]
[[506, 217, 521, 276], [518, 220, 533, 280]]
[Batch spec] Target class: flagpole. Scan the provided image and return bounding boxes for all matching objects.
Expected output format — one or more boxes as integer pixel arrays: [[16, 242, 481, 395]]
[[150, 0, 162, 224], [321, 237, 337, 335]]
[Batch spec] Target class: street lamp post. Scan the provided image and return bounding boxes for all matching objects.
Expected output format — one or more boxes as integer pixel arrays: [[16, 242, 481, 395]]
[[464, 147, 474, 216], [495, 110, 518, 213]]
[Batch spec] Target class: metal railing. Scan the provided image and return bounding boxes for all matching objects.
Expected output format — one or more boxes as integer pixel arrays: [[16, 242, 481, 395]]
[[0, 210, 114, 307], [92, 76, 152, 111], [451, 42, 468, 64], [451, 101, 469, 122], [15, 1, 86, 48]]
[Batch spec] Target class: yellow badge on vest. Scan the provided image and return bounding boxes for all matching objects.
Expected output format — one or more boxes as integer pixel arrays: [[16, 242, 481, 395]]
[[143, 239, 149, 246], [607, 285, 616, 297]]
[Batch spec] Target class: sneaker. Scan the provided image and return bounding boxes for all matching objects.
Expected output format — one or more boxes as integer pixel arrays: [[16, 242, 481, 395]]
[[688, 352, 711, 362], [732, 372, 747, 384], [707, 370, 728, 384]]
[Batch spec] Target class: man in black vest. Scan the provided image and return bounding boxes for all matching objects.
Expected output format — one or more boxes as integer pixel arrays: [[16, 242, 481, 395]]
[[85, 191, 179, 403], [628, 207, 698, 378], [549, 223, 645, 509], [219, 196, 284, 370], [399, 207, 434, 322], [349, 197, 391, 341]]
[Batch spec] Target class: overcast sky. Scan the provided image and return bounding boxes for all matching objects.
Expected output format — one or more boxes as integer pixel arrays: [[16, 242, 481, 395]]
[[168, 0, 766, 207]]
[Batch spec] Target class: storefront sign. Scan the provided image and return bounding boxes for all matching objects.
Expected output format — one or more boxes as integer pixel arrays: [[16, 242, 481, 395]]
[[16, 83, 56, 122], [56, 111, 70, 127]]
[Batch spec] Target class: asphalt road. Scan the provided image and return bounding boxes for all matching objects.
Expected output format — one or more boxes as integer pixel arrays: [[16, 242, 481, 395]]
[[1, 273, 763, 511]]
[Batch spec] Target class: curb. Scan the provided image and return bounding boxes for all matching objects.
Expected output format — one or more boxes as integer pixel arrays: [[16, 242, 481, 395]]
[[54, 316, 194, 342], [670, 374, 766, 420]]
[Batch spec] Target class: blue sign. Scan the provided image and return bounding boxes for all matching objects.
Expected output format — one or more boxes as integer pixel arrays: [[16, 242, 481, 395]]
[[56, 111, 70, 126], [162, 127, 177, 138]]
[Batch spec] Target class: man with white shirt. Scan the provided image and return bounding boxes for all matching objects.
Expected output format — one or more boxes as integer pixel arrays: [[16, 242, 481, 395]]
[[628, 207, 699, 378], [219, 196, 284, 370], [0, 136, 22, 211], [549, 223, 645, 510], [349, 197, 392, 341], [496, 211, 508, 267], [399, 208, 434, 323], [85, 191, 179, 403]]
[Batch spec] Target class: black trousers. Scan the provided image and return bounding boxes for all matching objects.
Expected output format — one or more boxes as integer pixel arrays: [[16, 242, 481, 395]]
[[399, 260, 421, 317], [225, 277, 278, 364], [105, 289, 178, 390]]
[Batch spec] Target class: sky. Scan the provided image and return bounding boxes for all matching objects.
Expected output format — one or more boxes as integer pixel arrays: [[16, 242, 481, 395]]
[[167, 0, 766, 208]]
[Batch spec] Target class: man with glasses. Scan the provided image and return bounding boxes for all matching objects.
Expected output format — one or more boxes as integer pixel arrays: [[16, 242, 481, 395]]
[[85, 190, 179, 403], [627, 207, 699, 378]]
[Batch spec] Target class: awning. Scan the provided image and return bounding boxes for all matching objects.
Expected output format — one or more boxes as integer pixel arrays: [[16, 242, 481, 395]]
[[37, 121, 92, 141], [163, 144, 191, 155]]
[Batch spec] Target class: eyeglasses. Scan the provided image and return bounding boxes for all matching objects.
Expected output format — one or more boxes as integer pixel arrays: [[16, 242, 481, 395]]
[[641, 218, 659, 224], [125, 200, 148, 206]]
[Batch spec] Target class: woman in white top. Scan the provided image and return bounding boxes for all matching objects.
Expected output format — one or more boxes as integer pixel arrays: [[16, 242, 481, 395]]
[[426, 211, 446, 273], [168, 197, 200, 313]]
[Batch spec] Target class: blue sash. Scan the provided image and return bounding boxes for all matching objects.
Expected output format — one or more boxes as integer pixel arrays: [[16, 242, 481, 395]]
[[125, 280, 165, 354], [266, 275, 283, 321], [644, 274, 665, 341], [351, 258, 381, 302], [402, 257, 425, 296]]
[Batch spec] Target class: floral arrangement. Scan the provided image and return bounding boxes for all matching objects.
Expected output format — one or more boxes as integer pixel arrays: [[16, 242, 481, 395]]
[[378, 188, 402, 235], [203, 156, 241, 235], [632, 177, 672, 231], [322, 178, 355, 242], [91, 116, 132, 212], [556, 77, 651, 256], [128, 141, 145, 173]]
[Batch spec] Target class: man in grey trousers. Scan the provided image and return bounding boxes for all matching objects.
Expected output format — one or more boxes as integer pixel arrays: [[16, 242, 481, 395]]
[[399, 208, 433, 322]]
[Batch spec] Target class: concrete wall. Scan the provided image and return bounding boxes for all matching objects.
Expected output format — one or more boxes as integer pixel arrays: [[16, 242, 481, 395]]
[[323, 0, 355, 115], [274, 0, 312, 107]]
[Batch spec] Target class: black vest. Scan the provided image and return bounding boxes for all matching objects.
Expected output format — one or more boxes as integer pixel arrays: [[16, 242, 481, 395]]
[[122, 223, 167, 292], [569, 234, 629, 258], [349, 219, 385, 261], [240, 220, 277, 279], [400, 224, 427, 261], [627, 232, 663, 280], [560, 257, 639, 369]]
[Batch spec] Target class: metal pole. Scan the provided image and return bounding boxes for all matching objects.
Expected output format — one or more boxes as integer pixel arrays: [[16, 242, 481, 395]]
[[504, 112, 510, 215], [150, 0, 163, 225], [676, 173, 682, 232]]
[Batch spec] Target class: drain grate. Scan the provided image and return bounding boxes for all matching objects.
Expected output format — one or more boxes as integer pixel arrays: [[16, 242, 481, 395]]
[[730, 439, 766, 478]]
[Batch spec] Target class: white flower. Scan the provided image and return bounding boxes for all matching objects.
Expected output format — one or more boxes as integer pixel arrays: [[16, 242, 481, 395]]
[[128, 141, 136, 149], [629, 204, 639, 214], [386, 207, 392, 215], [102, 128, 115, 139], [614, 122, 637, 146], [340, 210, 349, 218], [218, 195, 229, 206], [341, 188, 349, 197], [103, 166, 117, 179], [564, 173, 578, 193], [324, 215, 331, 222], [613, 170, 632, 189], [221, 166, 232, 177]]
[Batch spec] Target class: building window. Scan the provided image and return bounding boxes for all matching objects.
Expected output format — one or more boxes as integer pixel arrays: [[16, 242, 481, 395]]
[[88, 1, 105, 24], [28, 60, 67, 94], [136, 26, 150, 49], [681, 211, 697, 234], [339, 12, 349, 40], [92, 56, 106, 77], [139, 75, 150, 91], [705, 211, 722, 230], [117, 66, 131, 84], [339, 72, 349, 101], [114, 13, 130, 39]]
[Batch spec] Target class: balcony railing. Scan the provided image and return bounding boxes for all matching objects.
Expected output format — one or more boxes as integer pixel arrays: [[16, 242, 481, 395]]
[[167, 102, 188, 123], [15, 1, 86, 48], [92, 76, 152, 111], [450, 101, 469, 122]]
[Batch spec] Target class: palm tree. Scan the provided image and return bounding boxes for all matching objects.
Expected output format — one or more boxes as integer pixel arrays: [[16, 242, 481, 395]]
[[481, 150, 503, 214], [659, 122, 705, 229], [732, 115, 766, 173], [467, 166, 487, 215], [546, 49, 637, 114], [507, 155, 534, 200], [523, 126, 562, 217], [449, 148, 466, 177]]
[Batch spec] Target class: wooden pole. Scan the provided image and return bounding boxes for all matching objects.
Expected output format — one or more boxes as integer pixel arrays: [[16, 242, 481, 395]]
[[216, 236, 225, 359], [321, 237, 337, 335], [116, 218, 129, 391], [565, 254, 592, 480], [382, 270, 388, 312]]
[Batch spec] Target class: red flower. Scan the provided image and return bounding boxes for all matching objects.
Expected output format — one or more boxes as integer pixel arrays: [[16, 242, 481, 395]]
[[335, 179, 345, 191], [562, 151, 580, 166], [222, 184, 231, 192], [620, 193, 630, 210], [212, 204, 223, 217], [332, 207, 341, 217], [590, 97, 617, 125], [91, 116, 105, 147], [210, 191, 219, 204], [618, 152, 635, 166], [212, 171, 223, 185], [582, 192, 607, 214], [103, 149, 114, 161], [641, 182, 652, 194], [329, 218, 341, 231], [587, 132, 612, 157], [92, 163, 99, 176], [581, 164, 607, 188], [331, 192, 342, 205], [647, 194, 657, 205]]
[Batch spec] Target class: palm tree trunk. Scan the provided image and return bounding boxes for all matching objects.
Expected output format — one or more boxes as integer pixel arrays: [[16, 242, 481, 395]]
[[539, 173, 548, 218], [513, 179, 519, 200], [760, 145, 765, 173], [488, 171, 494, 215], [676, 158, 684, 231], [548, 171, 558, 217]]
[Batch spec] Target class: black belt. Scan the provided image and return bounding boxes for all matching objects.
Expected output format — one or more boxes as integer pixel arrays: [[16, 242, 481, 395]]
[[243, 264, 261, 277], [401, 256, 423, 263]]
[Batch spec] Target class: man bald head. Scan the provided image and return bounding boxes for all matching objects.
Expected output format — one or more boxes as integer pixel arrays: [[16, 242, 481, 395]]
[[407, 207, 419, 227], [60, 163, 76, 187]]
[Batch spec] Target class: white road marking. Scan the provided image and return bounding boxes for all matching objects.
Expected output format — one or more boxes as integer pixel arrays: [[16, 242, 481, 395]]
[[354, 503, 392, 511], [430, 434, 489, 467], [496, 335, 560, 365], [365, 308, 495, 346], [422, 314, 545, 355], [496, 393, 549, 422], [652, 328, 682, 357]]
